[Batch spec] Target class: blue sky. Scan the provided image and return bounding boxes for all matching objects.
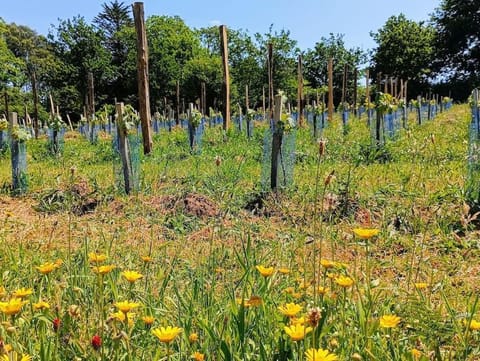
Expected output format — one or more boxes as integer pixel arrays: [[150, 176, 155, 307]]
[[2, 0, 440, 51]]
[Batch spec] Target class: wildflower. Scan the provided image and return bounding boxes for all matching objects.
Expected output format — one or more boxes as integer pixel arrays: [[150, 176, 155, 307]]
[[12, 288, 33, 299], [0, 287, 5, 297], [91, 334, 102, 351], [247, 295, 263, 307], [0, 299, 25, 316], [379, 315, 401, 328], [290, 316, 306, 325], [411, 349, 422, 360], [68, 305, 81, 318], [320, 259, 336, 269], [335, 276, 354, 288], [33, 301, 50, 311], [414, 282, 429, 290], [121, 270, 143, 283], [284, 287, 295, 294], [151, 326, 183, 343], [284, 324, 312, 341], [53, 318, 61, 332], [142, 316, 155, 326], [92, 265, 116, 275], [278, 268, 290, 274], [278, 303, 302, 317], [467, 319, 480, 331], [318, 286, 329, 295], [0, 353, 32, 361], [305, 348, 338, 361], [189, 333, 199, 343], [141, 255, 153, 263], [115, 301, 140, 314], [256, 265, 274, 277], [192, 351, 205, 361], [88, 252, 107, 263], [318, 139, 326, 156], [110, 311, 135, 326], [353, 228, 380, 240], [36, 262, 59, 275], [307, 307, 322, 327]]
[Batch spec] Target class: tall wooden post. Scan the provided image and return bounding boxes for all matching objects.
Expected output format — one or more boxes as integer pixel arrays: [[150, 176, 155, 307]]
[[341, 64, 346, 105], [133, 2, 153, 155], [201, 82, 206, 116], [219, 25, 230, 131], [4, 90, 9, 118], [31, 71, 39, 138], [262, 87, 266, 120], [175, 80, 180, 125], [271, 94, 283, 191], [87, 72, 95, 121], [384, 76, 388, 93], [365, 68, 370, 107], [297, 54, 304, 126], [268, 43, 274, 120], [376, 73, 382, 146], [353, 68, 358, 116], [327, 58, 334, 121], [245, 84, 249, 111]]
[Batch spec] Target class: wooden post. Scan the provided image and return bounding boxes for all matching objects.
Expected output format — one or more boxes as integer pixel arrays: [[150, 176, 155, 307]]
[[219, 25, 230, 131], [87, 72, 95, 121], [268, 43, 274, 120], [341, 64, 346, 105], [327, 58, 334, 121], [31, 71, 39, 139], [297, 54, 304, 126], [133, 2, 153, 155], [201, 82, 206, 116], [116, 103, 133, 194], [384, 76, 388, 93], [245, 84, 249, 111], [417, 95, 422, 125], [175, 80, 180, 125], [365, 68, 370, 107], [376, 73, 382, 146], [404, 80, 408, 101], [262, 87, 266, 120], [4, 90, 8, 118], [353, 68, 358, 116], [271, 94, 283, 191]]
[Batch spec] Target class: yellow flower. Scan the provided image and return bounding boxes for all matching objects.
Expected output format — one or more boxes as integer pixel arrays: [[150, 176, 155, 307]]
[[468, 319, 480, 330], [411, 348, 422, 360], [247, 295, 263, 307], [290, 316, 306, 325], [121, 270, 143, 283], [353, 228, 380, 239], [189, 333, 199, 343], [284, 287, 295, 294], [284, 324, 312, 341], [110, 311, 126, 322], [318, 286, 329, 295], [256, 265, 274, 277], [320, 259, 336, 269], [33, 301, 50, 310], [115, 301, 140, 313], [305, 348, 338, 361], [88, 252, 107, 263], [415, 282, 429, 290], [278, 267, 290, 274], [92, 265, 116, 275], [0, 353, 32, 361], [142, 316, 155, 326], [335, 276, 354, 288], [379, 315, 401, 328], [141, 255, 153, 263], [279, 303, 302, 317], [191, 351, 205, 361], [236, 298, 251, 308], [151, 326, 183, 343], [12, 288, 33, 299], [0, 298, 25, 316], [0, 286, 6, 297], [36, 262, 59, 275]]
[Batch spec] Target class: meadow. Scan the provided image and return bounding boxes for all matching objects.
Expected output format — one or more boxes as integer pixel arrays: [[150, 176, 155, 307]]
[[0, 105, 478, 361]]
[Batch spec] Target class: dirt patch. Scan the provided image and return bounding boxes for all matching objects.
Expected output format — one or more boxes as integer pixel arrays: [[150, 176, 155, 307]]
[[147, 193, 219, 219]]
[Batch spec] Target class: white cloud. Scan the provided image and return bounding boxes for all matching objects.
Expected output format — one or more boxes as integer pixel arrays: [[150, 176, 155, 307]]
[[208, 19, 222, 26]]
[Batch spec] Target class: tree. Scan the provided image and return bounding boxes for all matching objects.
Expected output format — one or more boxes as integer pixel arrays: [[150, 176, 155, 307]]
[[370, 14, 435, 98], [303, 33, 365, 106], [93, 1, 134, 102], [432, 0, 480, 100]]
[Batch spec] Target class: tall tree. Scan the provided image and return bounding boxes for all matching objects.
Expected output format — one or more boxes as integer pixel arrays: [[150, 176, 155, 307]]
[[94, 1, 134, 102], [370, 14, 435, 98], [432, 0, 480, 99]]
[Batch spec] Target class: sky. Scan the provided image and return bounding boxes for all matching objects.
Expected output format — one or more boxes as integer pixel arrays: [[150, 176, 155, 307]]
[[1, 0, 440, 51]]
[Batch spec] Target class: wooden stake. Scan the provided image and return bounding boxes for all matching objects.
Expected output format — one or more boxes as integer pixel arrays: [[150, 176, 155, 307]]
[[219, 25, 231, 131], [297, 54, 304, 126], [327, 58, 334, 121], [268, 43, 274, 120], [365, 68, 370, 107], [116, 102, 133, 194], [4, 90, 8, 118], [87, 72, 95, 120], [245, 84, 249, 111], [175, 80, 180, 125], [133, 2, 153, 155], [66, 114, 74, 131], [353, 68, 358, 116], [271, 94, 283, 191], [31, 71, 39, 139]]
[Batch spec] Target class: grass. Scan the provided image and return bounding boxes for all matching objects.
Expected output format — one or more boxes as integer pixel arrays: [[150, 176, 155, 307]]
[[0, 105, 478, 360]]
